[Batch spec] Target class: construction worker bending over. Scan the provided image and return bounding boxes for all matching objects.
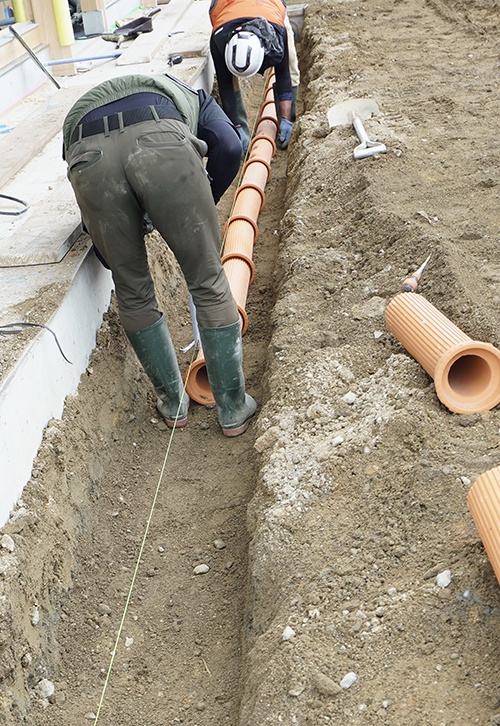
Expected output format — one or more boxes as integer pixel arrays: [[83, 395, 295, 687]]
[[62, 73, 257, 437], [209, 0, 296, 151]]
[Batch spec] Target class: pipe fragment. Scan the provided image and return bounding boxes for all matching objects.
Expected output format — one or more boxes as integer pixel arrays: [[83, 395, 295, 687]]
[[385, 293, 500, 413], [468, 466, 500, 586]]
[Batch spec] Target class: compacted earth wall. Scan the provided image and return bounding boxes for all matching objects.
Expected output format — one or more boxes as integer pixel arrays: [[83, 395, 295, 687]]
[[238, 1, 500, 724]]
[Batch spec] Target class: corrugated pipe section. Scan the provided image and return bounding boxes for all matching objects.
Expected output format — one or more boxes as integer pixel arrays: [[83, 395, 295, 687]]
[[185, 72, 278, 405], [468, 466, 500, 586], [385, 292, 500, 414]]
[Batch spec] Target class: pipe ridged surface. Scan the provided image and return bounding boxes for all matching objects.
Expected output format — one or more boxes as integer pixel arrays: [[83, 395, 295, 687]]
[[185, 72, 278, 405], [241, 157, 271, 191], [231, 185, 265, 227], [468, 466, 500, 585], [221, 219, 256, 271], [248, 135, 276, 161], [385, 293, 500, 413]]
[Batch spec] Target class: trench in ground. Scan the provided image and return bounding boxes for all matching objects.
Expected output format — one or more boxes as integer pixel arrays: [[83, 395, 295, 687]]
[[3, 75, 289, 725]]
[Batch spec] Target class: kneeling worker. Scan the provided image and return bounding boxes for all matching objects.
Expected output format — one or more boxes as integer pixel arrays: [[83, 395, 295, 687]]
[[209, 0, 295, 150], [62, 73, 257, 436]]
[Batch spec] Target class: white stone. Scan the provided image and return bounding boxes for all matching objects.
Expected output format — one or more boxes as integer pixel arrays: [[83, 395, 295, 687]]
[[436, 570, 451, 588], [36, 679, 55, 698], [282, 625, 296, 641], [193, 564, 209, 575], [340, 672, 357, 689]]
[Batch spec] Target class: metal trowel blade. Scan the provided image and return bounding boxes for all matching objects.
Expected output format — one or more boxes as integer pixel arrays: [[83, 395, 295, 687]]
[[327, 99, 381, 128]]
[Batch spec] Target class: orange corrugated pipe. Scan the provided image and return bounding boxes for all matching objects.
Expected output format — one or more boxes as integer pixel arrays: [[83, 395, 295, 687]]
[[185, 72, 279, 405], [385, 293, 500, 413], [468, 466, 500, 585]]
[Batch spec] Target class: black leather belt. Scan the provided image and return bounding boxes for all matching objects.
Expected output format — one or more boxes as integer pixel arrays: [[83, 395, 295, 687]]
[[70, 104, 184, 145]]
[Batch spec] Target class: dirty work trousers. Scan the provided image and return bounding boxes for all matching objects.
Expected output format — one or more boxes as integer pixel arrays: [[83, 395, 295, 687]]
[[65, 116, 239, 333]]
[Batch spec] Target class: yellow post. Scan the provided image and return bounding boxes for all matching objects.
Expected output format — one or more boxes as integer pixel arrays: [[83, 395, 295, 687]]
[[51, 0, 74, 46], [12, 0, 26, 22]]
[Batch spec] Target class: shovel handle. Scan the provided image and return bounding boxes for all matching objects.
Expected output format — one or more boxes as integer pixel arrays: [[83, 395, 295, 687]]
[[352, 115, 370, 144]]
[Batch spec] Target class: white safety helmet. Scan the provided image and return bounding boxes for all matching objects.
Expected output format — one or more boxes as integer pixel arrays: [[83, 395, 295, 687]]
[[224, 30, 265, 78]]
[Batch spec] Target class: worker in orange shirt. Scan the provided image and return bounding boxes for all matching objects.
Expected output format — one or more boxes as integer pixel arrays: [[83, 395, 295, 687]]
[[209, 0, 298, 151]]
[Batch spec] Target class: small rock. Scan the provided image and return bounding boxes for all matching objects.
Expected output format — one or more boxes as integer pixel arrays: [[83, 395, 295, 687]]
[[36, 679, 55, 699], [421, 642, 435, 655], [125, 637, 133, 647], [97, 603, 111, 616], [340, 672, 357, 689], [31, 606, 40, 626], [213, 539, 226, 550], [343, 392, 356, 405], [193, 564, 209, 575], [254, 426, 280, 453], [282, 625, 296, 641], [84, 713, 97, 720], [0, 535, 15, 552], [312, 671, 342, 697], [436, 570, 452, 588]]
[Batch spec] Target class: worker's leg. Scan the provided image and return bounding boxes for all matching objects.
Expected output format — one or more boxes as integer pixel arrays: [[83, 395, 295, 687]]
[[65, 130, 188, 426], [129, 119, 256, 434], [233, 77, 250, 137]]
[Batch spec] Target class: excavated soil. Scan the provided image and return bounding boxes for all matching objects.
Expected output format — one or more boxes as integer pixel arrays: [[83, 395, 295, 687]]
[[1, 1, 500, 724]]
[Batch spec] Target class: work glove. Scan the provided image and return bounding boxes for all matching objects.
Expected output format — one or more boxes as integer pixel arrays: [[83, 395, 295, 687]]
[[236, 125, 250, 154], [279, 118, 293, 149]]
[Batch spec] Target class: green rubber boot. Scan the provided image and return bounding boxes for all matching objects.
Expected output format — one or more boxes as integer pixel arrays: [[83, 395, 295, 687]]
[[199, 322, 257, 437], [126, 316, 189, 428]]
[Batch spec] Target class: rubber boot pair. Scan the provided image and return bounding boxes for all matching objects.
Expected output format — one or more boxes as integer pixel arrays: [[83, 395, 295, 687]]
[[199, 321, 257, 437], [126, 316, 189, 428]]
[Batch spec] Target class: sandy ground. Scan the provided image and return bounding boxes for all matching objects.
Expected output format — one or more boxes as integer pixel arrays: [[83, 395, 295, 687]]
[[1, 0, 500, 724]]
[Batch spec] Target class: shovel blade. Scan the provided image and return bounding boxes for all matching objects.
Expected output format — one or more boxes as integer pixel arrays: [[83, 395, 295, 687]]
[[327, 98, 380, 128]]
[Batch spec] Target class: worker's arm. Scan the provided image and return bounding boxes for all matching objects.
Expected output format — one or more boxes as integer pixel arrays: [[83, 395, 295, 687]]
[[197, 91, 243, 204], [210, 33, 240, 125], [272, 35, 294, 147]]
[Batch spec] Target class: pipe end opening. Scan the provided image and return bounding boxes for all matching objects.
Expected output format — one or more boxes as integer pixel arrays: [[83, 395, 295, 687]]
[[435, 343, 500, 413], [185, 360, 215, 406]]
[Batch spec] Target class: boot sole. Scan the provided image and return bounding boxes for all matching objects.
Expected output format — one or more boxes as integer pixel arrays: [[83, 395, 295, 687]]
[[222, 418, 253, 437], [166, 417, 188, 429]]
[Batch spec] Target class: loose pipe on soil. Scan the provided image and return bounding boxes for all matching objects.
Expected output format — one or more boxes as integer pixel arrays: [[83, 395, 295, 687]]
[[467, 466, 500, 586], [385, 293, 500, 414], [185, 73, 278, 405]]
